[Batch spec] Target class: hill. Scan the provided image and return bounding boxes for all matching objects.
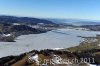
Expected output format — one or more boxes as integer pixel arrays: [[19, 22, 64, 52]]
[[0, 15, 55, 25], [46, 18, 100, 25]]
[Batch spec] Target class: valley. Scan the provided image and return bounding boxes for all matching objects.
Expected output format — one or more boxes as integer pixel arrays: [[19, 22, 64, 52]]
[[0, 15, 100, 66]]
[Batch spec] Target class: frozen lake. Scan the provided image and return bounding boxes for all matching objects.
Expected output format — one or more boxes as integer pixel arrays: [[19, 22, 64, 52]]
[[0, 28, 100, 57]]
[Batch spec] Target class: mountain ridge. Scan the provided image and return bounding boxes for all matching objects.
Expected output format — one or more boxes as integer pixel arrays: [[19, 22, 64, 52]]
[[0, 15, 55, 25], [46, 18, 100, 25]]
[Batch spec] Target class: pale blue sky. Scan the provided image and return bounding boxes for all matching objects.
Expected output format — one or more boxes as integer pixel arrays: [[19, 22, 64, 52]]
[[0, 0, 100, 20]]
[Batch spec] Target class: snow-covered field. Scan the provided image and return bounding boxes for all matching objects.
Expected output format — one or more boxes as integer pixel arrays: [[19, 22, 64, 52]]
[[0, 28, 100, 57]]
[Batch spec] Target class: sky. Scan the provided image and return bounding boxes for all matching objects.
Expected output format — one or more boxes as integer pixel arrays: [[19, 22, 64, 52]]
[[0, 0, 100, 20]]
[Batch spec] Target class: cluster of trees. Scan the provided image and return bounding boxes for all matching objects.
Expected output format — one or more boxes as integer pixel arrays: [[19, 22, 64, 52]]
[[0, 53, 26, 66], [29, 49, 72, 56], [0, 23, 48, 34]]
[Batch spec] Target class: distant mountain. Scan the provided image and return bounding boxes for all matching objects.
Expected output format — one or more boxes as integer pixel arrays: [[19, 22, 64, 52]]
[[73, 21, 100, 25], [46, 18, 100, 25], [0, 15, 55, 25]]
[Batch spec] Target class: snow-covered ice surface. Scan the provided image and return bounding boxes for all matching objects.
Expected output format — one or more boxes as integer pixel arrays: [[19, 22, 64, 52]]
[[89, 64, 98, 66], [0, 29, 100, 57]]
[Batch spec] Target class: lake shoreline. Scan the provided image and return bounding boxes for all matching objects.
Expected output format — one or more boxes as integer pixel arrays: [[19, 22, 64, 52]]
[[0, 28, 100, 58]]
